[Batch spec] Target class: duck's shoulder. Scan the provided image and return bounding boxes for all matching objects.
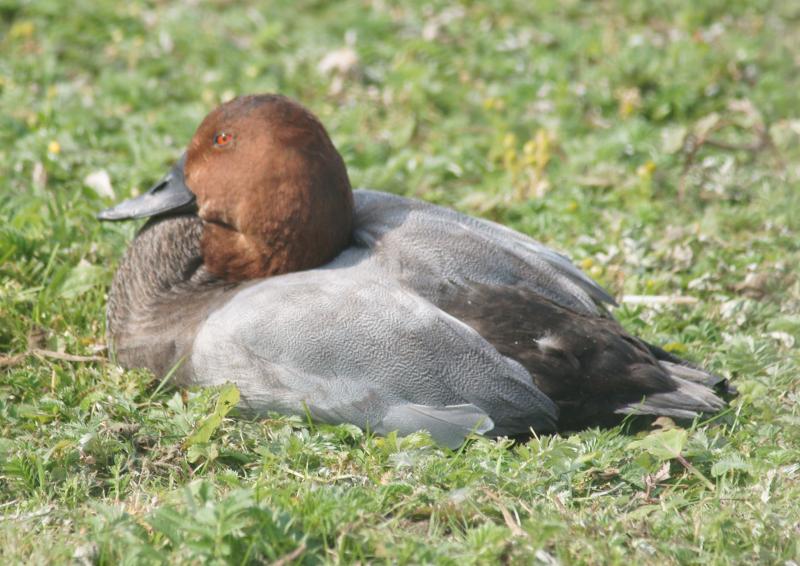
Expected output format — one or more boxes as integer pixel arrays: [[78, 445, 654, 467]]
[[351, 189, 615, 315]]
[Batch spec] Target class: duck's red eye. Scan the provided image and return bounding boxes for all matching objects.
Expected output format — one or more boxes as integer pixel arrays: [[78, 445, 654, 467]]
[[213, 132, 234, 147]]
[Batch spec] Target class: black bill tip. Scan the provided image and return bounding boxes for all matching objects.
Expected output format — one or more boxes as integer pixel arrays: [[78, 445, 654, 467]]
[[97, 154, 197, 221]]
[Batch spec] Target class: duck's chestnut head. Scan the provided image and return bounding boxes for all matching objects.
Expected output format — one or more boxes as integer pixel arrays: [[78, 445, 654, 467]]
[[100, 94, 354, 281]]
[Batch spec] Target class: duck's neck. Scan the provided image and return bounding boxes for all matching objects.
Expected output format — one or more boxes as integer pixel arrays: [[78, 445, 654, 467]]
[[107, 215, 234, 380]]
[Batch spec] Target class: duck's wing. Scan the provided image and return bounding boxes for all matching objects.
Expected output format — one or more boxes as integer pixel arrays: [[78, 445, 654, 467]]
[[351, 191, 725, 428], [190, 257, 558, 447], [434, 283, 725, 430], [353, 190, 616, 316]]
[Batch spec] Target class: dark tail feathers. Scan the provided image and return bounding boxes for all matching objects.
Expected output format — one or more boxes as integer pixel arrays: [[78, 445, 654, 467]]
[[616, 343, 735, 420]]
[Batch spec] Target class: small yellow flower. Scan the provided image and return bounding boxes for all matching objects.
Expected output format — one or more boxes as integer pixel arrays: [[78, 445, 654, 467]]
[[10, 20, 35, 40], [502, 148, 517, 169], [616, 87, 642, 118], [48, 140, 61, 154], [502, 133, 517, 149], [580, 257, 594, 270], [522, 140, 537, 156], [637, 161, 656, 177], [523, 129, 552, 169], [482, 97, 505, 111]]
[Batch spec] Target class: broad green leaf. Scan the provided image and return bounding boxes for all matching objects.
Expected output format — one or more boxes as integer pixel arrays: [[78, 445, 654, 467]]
[[184, 383, 240, 448], [711, 454, 752, 477], [627, 428, 688, 461]]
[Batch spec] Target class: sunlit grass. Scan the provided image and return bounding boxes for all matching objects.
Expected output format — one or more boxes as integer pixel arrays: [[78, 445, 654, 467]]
[[1, 0, 799, 563]]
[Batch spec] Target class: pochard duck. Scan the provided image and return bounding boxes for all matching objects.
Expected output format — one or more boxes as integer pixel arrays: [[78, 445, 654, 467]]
[[99, 94, 729, 447]]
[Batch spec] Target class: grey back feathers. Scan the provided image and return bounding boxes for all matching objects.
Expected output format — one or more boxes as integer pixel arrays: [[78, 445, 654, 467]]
[[353, 190, 616, 315]]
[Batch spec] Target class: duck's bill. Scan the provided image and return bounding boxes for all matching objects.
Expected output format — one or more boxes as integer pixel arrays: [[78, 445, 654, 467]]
[[97, 154, 197, 221]]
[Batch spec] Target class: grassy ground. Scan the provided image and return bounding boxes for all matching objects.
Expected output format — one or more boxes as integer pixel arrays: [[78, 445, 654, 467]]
[[1, 0, 799, 563]]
